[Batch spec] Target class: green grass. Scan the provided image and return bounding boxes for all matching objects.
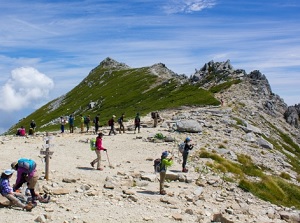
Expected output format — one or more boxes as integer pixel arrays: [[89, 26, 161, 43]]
[[198, 150, 300, 208], [209, 79, 242, 93], [6, 65, 219, 134], [239, 176, 300, 209]]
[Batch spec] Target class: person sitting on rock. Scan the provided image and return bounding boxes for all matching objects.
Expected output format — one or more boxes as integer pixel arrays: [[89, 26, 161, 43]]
[[0, 169, 33, 211]]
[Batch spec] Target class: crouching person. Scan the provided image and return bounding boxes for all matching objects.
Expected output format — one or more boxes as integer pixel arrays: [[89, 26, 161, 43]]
[[0, 169, 33, 211], [11, 159, 49, 207], [159, 151, 173, 195]]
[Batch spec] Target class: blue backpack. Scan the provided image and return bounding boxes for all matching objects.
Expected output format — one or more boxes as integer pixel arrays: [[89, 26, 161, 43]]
[[18, 158, 36, 173]]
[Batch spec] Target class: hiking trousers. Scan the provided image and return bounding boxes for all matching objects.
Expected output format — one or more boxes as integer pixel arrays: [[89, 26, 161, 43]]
[[159, 171, 166, 191], [92, 150, 102, 169], [182, 152, 189, 169], [4, 193, 26, 209]]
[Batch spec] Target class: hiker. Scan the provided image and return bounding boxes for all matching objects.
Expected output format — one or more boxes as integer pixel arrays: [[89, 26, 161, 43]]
[[118, 113, 125, 134], [152, 111, 160, 128], [85, 115, 91, 133], [78, 114, 84, 133], [16, 126, 26, 136], [94, 114, 100, 134], [0, 169, 34, 211], [60, 116, 66, 133], [68, 114, 75, 133], [134, 113, 141, 134], [159, 151, 173, 195], [108, 115, 116, 135], [11, 159, 49, 207], [29, 120, 36, 135], [182, 137, 194, 172], [90, 132, 107, 170]]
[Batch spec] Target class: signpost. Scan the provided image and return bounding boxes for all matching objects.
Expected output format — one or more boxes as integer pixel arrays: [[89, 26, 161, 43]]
[[40, 132, 54, 180]]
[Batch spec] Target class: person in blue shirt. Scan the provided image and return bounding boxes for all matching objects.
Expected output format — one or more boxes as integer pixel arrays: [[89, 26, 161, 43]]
[[69, 114, 75, 133]]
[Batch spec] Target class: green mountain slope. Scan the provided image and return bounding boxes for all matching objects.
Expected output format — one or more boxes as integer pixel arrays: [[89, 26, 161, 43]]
[[6, 58, 219, 134]]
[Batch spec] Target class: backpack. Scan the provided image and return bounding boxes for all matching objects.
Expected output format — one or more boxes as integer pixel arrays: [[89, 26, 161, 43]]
[[151, 112, 155, 119], [108, 119, 113, 126], [178, 142, 185, 154], [84, 117, 90, 124], [153, 158, 161, 173], [17, 158, 36, 173], [90, 138, 96, 151], [117, 117, 121, 124]]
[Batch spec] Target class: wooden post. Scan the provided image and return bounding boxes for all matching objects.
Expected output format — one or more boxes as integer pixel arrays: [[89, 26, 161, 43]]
[[41, 132, 54, 181], [45, 132, 50, 180]]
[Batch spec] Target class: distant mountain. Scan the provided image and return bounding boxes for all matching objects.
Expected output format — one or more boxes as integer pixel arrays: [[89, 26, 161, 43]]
[[4, 57, 299, 136]]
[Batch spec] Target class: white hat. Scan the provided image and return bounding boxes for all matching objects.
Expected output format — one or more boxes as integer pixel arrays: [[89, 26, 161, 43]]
[[112, 115, 116, 118], [3, 169, 15, 175]]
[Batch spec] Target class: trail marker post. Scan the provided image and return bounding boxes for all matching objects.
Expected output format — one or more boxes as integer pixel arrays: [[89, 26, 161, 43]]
[[41, 132, 54, 180]]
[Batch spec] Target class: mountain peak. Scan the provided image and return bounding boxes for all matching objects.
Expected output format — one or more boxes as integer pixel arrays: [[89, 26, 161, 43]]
[[99, 57, 130, 70]]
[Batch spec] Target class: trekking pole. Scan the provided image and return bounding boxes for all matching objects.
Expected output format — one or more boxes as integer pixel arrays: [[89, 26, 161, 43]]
[[105, 150, 112, 168]]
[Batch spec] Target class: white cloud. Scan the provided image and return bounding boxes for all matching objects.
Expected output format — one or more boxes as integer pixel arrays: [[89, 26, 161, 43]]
[[0, 67, 54, 111], [163, 0, 216, 14]]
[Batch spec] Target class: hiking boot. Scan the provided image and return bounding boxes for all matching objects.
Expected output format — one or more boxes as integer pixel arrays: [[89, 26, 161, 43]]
[[39, 197, 50, 203], [160, 190, 166, 195], [90, 162, 94, 168], [182, 168, 188, 173], [97, 168, 103, 171], [23, 202, 34, 211]]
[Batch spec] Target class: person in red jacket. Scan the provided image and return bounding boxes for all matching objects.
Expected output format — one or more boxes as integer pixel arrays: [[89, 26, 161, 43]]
[[90, 132, 107, 170]]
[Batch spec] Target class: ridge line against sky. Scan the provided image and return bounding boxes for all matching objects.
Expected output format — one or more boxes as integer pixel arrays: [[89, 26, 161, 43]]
[[0, 0, 300, 134]]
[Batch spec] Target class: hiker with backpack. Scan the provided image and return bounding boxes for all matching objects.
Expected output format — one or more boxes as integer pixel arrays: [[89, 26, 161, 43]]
[[181, 137, 194, 173], [90, 132, 107, 170], [108, 115, 116, 135], [68, 114, 75, 133], [134, 113, 141, 134], [11, 158, 50, 207], [94, 114, 100, 134], [80, 114, 85, 133], [0, 169, 34, 211], [84, 115, 91, 133], [159, 151, 173, 195], [60, 116, 66, 133], [152, 111, 160, 128], [118, 113, 125, 134]]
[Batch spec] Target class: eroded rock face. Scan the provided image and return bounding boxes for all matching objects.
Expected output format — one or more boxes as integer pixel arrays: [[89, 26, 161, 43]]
[[284, 104, 300, 128]]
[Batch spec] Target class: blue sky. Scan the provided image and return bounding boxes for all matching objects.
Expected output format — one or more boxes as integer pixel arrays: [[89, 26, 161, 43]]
[[0, 0, 300, 134]]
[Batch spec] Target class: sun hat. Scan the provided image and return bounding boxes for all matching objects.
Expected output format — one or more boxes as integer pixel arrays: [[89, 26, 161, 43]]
[[3, 169, 15, 176]]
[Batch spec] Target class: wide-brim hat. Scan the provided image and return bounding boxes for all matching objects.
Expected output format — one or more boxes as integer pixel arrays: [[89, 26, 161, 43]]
[[3, 169, 15, 176]]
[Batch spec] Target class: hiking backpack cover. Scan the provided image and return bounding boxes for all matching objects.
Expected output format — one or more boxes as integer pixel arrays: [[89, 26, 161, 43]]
[[178, 142, 185, 154], [90, 138, 96, 151], [18, 158, 36, 173]]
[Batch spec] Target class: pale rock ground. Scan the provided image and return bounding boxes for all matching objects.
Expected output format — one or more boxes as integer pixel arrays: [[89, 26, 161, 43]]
[[0, 106, 299, 223]]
